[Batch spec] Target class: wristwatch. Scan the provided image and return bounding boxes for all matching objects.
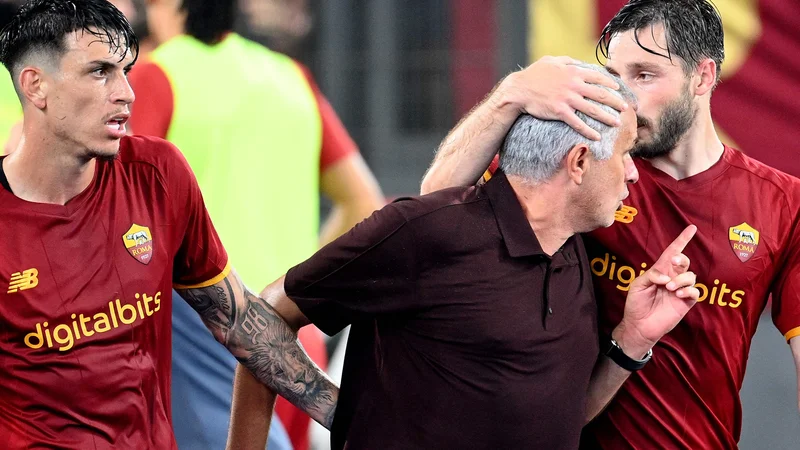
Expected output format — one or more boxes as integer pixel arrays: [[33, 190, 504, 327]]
[[603, 337, 653, 371]]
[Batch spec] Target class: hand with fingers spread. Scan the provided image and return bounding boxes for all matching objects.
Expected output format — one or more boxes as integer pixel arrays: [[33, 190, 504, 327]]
[[494, 55, 630, 141], [612, 225, 700, 358], [420, 55, 632, 194]]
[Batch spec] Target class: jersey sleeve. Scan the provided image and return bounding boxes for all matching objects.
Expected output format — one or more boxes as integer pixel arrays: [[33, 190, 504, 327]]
[[771, 218, 800, 342], [484, 155, 500, 182], [128, 61, 174, 139], [157, 141, 230, 288], [284, 200, 419, 336], [294, 63, 358, 171]]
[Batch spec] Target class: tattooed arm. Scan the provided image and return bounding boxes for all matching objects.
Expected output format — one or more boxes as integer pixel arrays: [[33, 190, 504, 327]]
[[175, 270, 337, 430], [225, 275, 319, 450]]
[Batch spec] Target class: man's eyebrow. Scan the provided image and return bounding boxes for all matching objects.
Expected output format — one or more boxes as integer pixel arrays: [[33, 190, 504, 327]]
[[86, 60, 135, 73], [86, 60, 118, 68], [627, 61, 662, 72]]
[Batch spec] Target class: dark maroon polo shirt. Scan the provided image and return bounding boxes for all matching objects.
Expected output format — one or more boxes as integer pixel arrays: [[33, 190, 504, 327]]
[[285, 171, 599, 450]]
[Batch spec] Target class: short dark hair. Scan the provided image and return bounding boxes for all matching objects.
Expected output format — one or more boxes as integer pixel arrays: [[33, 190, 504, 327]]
[[0, 0, 138, 77], [0, 2, 21, 31], [181, 0, 235, 45], [597, 0, 724, 81]]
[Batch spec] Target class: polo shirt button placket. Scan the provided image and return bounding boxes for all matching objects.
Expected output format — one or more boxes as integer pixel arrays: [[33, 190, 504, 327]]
[[545, 266, 561, 324]]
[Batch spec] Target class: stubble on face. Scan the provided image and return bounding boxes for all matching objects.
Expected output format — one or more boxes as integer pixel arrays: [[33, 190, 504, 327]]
[[632, 82, 698, 159]]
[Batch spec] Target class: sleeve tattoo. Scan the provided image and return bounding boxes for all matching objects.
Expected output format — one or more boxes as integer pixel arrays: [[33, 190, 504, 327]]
[[177, 276, 338, 428]]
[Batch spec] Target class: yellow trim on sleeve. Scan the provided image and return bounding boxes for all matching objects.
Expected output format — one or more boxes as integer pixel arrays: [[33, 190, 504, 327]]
[[784, 326, 800, 342], [173, 262, 232, 290], [482, 169, 493, 183]]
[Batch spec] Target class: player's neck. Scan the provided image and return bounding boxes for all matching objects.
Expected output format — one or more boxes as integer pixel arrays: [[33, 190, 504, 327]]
[[646, 110, 724, 180], [507, 176, 574, 256], [3, 128, 96, 205]]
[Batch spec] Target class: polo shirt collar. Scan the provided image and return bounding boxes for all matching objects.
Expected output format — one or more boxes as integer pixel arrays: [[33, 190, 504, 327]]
[[484, 170, 549, 258]]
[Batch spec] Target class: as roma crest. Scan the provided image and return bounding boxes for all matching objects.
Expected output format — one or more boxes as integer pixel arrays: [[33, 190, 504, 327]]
[[729, 222, 759, 263], [122, 224, 154, 265]]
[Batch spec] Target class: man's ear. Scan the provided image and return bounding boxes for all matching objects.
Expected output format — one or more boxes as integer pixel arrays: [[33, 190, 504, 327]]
[[565, 143, 592, 185], [694, 58, 717, 96], [18, 67, 48, 110]]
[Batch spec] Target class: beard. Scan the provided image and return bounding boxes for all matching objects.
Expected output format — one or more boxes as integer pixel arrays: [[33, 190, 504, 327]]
[[95, 153, 119, 163], [87, 150, 119, 163], [632, 87, 698, 159], [84, 146, 120, 163]]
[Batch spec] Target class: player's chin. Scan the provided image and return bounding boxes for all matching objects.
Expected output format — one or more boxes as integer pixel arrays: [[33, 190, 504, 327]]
[[602, 208, 620, 228], [86, 142, 121, 161]]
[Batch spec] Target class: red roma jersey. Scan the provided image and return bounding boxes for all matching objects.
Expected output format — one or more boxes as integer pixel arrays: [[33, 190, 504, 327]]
[[582, 146, 800, 449], [0, 136, 228, 449]]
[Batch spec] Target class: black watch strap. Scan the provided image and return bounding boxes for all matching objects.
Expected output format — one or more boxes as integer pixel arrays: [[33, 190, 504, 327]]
[[603, 337, 652, 371]]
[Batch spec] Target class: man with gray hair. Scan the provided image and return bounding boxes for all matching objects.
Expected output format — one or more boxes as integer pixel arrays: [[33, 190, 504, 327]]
[[501, 65, 636, 185], [228, 65, 698, 449]]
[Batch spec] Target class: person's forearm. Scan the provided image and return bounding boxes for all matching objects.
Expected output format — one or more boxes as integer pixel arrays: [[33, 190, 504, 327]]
[[319, 207, 346, 247], [422, 56, 632, 195], [177, 276, 338, 429], [790, 336, 800, 414], [319, 153, 385, 246], [319, 198, 381, 247], [420, 80, 520, 194], [226, 365, 277, 450], [585, 324, 653, 423]]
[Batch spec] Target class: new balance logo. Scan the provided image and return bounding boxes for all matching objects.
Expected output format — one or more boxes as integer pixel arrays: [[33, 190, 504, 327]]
[[8, 268, 39, 294], [614, 205, 638, 224]]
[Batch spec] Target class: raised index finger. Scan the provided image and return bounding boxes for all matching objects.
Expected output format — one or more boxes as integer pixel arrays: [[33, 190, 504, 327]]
[[663, 225, 697, 258]]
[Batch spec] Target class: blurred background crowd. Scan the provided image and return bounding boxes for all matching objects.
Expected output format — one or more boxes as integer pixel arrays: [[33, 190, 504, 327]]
[[1, 0, 798, 449]]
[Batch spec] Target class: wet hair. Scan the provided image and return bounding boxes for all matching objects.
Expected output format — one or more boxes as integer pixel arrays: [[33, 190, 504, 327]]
[[181, 0, 235, 45], [0, 0, 139, 79], [597, 0, 724, 82], [0, 2, 21, 31]]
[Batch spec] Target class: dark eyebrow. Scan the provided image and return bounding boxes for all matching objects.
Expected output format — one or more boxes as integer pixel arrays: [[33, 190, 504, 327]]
[[626, 61, 662, 73], [87, 60, 134, 73], [87, 60, 118, 70]]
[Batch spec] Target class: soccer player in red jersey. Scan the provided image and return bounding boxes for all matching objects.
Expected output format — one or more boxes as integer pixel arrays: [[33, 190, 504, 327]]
[[421, 1, 800, 449], [0, 1, 336, 448]]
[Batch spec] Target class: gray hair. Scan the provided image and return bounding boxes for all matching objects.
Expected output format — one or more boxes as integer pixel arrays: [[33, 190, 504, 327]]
[[499, 63, 637, 183]]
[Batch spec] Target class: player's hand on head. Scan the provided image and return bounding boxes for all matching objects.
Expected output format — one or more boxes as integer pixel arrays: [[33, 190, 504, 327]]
[[620, 225, 699, 347], [497, 55, 629, 141]]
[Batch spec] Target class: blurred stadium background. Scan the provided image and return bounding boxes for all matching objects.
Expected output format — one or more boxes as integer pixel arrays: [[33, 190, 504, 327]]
[[1, 0, 798, 448]]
